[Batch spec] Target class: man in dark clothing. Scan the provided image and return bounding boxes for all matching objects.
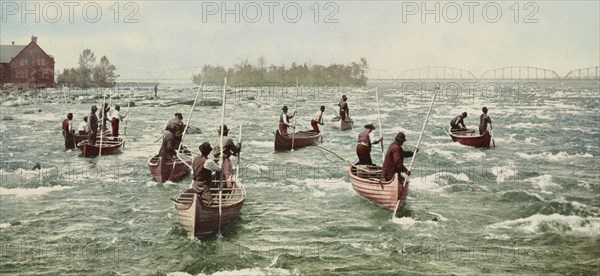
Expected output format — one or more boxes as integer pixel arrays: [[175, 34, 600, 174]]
[[166, 113, 185, 150], [62, 113, 75, 150], [382, 132, 416, 209], [356, 123, 383, 166], [479, 107, 493, 135], [192, 142, 222, 204], [450, 112, 468, 131], [278, 106, 296, 137], [338, 95, 350, 121], [100, 103, 110, 131], [87, 106, 99, 145], [382, 132, 415, 181]]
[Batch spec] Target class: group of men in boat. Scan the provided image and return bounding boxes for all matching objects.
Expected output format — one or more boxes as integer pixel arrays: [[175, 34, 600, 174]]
[[449, 106, 493, 135], [156, 112, 242, 204], [278, 94, 351, 137], [61, 104, 127, 150]]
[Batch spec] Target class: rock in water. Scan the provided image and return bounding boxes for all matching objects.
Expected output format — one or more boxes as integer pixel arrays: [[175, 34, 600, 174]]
[[32, 162, 41, 170]]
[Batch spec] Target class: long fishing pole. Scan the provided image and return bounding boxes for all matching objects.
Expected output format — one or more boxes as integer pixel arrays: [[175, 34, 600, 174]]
[[218, 77, 227, 236], [98, 93, 107, 156], [171, 80, 203, 180], [291, 76, 298, 151], [375, 87, 384, 163], [392, 87, 438, 218]]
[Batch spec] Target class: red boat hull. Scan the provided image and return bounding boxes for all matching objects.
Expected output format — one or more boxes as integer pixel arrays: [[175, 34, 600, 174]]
[[274, 130, 320, 151], [147, 155, 192, 182], [76, 138, 123, 157], [448, 128, 492, 148]]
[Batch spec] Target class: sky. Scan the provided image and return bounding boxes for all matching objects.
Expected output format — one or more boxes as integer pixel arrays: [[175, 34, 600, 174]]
[[1, 0, 599, 80]]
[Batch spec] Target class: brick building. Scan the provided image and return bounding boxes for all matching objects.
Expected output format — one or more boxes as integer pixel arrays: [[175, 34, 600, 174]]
[[0, 36, 55, 88]]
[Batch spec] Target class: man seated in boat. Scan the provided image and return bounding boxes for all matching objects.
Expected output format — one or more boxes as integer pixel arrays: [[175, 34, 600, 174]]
[[450, 112, 468, 132], [356, 123, 383, 166], [211, 125, 242, 189], [278, 105, 296, 137], [87, 105, 99, 145], [311, 106, 325, 133], [382, 132, 416, 209], [338, 95, 350, 121], [479, 107, 493, 135], [77, 116, 89, 135], [193, 142, 222, 205]]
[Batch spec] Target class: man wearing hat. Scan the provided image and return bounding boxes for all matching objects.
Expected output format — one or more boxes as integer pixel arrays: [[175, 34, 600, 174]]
[[192, 142, 222, 205], [382, 132, 417, 209], [111, 104, 127, 137], [338, 95, 350, 121], [87, 105, 99, 145], [356, 123, 383, 165], [212, 125, 242, 188], [479, 107, 492, 135], [450, 112, 468, 132], [278, 105, 296, 137]]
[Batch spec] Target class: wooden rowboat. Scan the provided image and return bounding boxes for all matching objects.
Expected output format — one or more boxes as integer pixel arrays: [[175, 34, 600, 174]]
[[76, 137, 123, 157], [347, 165, 407, 210], [173, 180, 246, 238], [274, 129, 320, 151], [147, 147, 193, 182], [330, 116, 354, 131], [448, 128, 492, 148]]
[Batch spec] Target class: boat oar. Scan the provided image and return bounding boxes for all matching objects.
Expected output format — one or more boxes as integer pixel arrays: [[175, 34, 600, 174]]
[[392, 87, 438, 219], [122, 87, 133, 148], [236, 123, 242, 182], [218, 78, 227, 236], [490, 123, 495, 148], [99, 93, 107, 156], [291, 76, 299, 151], [171, 81, 203, 180], [375, 87, 384, 163], [315, 145, 355, 165]]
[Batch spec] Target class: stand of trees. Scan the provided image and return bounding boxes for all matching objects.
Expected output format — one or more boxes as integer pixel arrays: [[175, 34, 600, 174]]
[[192, 57, 368, 86], [57, 49, 117, 88]]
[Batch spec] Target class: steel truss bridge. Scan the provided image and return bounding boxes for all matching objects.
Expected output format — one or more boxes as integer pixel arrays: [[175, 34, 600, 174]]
[[367, 66, 600, 81]]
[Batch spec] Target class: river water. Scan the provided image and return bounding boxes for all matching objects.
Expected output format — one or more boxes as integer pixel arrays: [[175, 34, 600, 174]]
[[0, 82, 598, 275]]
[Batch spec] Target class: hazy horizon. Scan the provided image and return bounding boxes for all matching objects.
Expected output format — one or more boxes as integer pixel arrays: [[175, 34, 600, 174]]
[[2, 1, 598, 80]]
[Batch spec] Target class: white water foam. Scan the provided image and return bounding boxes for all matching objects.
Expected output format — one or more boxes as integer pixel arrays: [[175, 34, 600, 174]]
[[516, 151, 594, 161], [167, 267, 297, 276], [527, 174, 559, 190], [391, 216, 439, 228], [487, 213, 600, 237], [0, 185, 73, 197], [0, 223, 11, 229]]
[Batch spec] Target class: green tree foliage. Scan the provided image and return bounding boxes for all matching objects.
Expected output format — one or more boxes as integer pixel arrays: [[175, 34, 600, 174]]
[[57, 49, 117, 88], [192, 57, 368, 86]]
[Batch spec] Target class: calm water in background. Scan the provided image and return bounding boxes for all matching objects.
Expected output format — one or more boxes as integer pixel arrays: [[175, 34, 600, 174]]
[[0, 82, 598, 275]]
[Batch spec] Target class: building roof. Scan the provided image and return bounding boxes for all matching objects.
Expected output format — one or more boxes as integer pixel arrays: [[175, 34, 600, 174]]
[[0, 45, 26, 63]]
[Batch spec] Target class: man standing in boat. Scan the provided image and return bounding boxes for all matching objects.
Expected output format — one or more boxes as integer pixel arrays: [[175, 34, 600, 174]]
[[311, 106, 326, 133], [338, 95, 350, 121], [356, 123, 383, 166], [87, 105, 99, 145], [278, 106, 296, 137], [450, 112, 468, 132], [479, 107, 493, 135], [382, 132, 416, 209], [99, 103, 111, 131], [212, 125, 242, 189], [192, 142, 222, 205], [62, 113, 75, 150], [166, 113, 185, 149], [159, 114, 184, 161], [111, 104, 127, 137]]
